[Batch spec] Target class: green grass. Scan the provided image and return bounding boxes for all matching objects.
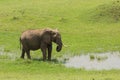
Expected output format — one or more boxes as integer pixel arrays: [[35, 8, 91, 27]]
[[0, 0, 120, 54], [0, 60, 120, 80], [0, 0, 120, 80]]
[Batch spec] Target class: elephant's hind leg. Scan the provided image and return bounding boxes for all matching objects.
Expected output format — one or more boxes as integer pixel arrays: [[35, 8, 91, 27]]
[[26, 50, 31, 59], [21, 48, 25, 59]]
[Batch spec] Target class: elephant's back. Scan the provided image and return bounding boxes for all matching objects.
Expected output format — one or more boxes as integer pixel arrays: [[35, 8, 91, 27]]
[[21, 29, 41, 36], [20, 29, 42, 50]]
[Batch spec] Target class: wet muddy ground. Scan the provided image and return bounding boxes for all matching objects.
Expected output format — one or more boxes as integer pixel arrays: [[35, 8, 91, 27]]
[[64, 52, 120, 70]]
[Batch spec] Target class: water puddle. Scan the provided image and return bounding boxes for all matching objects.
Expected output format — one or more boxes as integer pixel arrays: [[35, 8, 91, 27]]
[[64, 52, 120, 70], [0, 47, 18, 60]]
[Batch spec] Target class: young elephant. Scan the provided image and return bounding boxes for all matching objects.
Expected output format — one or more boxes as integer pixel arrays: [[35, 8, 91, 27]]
[[20, 28, 62, 61]]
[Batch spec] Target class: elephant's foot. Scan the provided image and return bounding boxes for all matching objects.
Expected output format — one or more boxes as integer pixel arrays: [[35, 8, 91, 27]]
[[20, 56, 24, 59]]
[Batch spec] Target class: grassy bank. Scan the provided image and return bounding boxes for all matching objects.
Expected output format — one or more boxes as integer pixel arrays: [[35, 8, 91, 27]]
[[0, 0, 120, 54], [0, 60, 120, 80], [0, 0, 120, 80]]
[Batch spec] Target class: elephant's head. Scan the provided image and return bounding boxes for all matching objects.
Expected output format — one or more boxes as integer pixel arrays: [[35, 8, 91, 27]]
[[52, 29, 62, 52]]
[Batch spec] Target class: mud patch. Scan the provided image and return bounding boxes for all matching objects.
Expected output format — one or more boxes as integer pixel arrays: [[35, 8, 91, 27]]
[[64, 52, 120, 70]]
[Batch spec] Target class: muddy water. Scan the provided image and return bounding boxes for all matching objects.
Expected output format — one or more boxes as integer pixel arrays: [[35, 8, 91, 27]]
[[64, 52, 120, 70], [0, 47, 18, 60]]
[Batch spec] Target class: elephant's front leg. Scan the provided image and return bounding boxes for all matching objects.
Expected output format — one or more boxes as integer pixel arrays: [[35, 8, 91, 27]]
[[48, 44, 52, 61], [41, 45, 47, 61]]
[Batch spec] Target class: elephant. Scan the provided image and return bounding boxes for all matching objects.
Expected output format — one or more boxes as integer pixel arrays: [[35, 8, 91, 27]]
[[20, 28, 62, 61]]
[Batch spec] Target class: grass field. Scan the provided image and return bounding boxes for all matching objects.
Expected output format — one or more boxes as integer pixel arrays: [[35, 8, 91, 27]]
[[0, 0, 120, 80]]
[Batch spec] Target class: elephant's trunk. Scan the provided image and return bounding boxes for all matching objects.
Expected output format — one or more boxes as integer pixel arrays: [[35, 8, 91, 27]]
[[56, 42, 62, 52]]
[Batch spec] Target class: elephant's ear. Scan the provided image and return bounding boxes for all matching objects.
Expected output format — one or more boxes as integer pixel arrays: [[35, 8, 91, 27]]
[[52, 30, 58, 38], [51, 31, 57, 42]]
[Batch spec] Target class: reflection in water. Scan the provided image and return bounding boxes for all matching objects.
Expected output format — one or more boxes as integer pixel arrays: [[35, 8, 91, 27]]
[[64, 52, 120, 70]]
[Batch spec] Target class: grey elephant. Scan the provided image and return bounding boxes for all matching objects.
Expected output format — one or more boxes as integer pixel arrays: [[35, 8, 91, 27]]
[[20, 28, 62, 61]]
